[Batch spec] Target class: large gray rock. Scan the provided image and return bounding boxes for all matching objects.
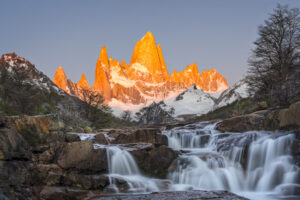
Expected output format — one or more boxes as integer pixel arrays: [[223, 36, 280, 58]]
[[279, 101, 300, 129], [94, 133, 108, 144], [216, 110, 280, 132], [107, 128, 168, 146], [57, 141, 107, 173], [131, 145, 178, 178]]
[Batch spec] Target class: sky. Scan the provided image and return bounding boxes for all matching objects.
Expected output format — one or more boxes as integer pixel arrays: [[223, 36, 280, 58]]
[[1, 0, 300, 85]]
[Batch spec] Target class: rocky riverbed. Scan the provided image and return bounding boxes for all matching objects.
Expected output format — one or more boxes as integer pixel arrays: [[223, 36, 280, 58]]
[[0, 111, 299, 200], [92, 190, 248, 200]]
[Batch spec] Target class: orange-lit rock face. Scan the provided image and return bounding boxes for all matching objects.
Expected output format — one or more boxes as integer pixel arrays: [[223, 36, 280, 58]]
[[77, 73, 89, 89], [53, 66, 68, 92], [93, 46, 112, 100], [54, 32, 229, 107], [128, 32, 168, 83], [198, 69, 229, 92]]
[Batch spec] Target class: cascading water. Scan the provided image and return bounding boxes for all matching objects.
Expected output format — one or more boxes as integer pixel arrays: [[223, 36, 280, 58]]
[[164, 122, 300, 199], [104, 146, 162, 193], [106, 146, 140, 175], [77, 122, 299, 199]]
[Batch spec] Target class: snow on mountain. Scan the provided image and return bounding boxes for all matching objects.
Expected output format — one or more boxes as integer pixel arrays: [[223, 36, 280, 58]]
[[129, 79, 250, 121], [163, 85, 215, 117], [54, 32, 229, 106], [1, 53, 65, 95], [215, 79, 250, 108]]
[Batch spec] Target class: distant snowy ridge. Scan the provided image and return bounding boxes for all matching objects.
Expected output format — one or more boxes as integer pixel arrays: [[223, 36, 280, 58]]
[[111, 80, 250, 120]]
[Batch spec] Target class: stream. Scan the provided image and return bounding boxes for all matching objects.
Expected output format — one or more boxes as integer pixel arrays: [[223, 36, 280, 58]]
[[78, 122, 300, 200]]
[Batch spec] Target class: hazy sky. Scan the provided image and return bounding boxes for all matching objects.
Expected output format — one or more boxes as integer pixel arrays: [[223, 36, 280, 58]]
[[1, 0, 300, 85]]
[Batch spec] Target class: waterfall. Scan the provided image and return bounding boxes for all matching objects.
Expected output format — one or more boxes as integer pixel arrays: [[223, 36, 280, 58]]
[[106, 146, 140, 175], [105, 146, 161, 193], [164, 123, 300, 198], [77, 122, 300, 199]]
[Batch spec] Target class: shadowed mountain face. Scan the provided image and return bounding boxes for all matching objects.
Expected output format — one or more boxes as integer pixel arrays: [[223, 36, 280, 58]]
[[0, 53, 118, 128], [53, 32, 229, 107]]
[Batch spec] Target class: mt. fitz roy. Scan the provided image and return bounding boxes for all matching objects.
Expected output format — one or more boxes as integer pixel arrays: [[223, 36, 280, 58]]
[[53, 32, 230, 108]]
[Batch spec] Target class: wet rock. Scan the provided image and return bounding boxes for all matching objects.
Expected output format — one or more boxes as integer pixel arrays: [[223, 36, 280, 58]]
[[57, 141, 107, 173], [94, 190, 248, 200], [165, 123, 187, 130], [110, 128, 168, 146], [199, 135, 210, 147], [276, 184, 300, 196], [94, 133, 109, 144], [131, 145, 178, 178]]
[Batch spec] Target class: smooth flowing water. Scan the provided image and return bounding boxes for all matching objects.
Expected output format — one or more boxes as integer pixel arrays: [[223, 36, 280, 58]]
[[164, 122, 300, 199], [78, 122, 300, 199]]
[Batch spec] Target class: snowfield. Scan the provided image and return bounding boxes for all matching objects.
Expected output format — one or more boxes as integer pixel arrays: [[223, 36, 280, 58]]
[[163, 86, 215, 117]]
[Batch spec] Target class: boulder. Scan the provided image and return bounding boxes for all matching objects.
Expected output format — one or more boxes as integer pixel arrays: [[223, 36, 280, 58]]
[[279, 101, 300, 129], [57, 141, 93, 169], [39, 186, 90, 200], [64, 133, 80, 143], [57, 141, 107, 173], [216, 110, 280, 132], [94, 133, 108, 144], [62, 172, 109, 190], [131, 145, 178, 178], [0, 128, 31, 160], [108, 128, 168, 146]]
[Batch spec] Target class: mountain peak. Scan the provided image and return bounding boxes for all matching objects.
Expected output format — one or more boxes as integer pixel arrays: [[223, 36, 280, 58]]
[[53, 66, 68, 91], [99, 46, 109, 66], [77, 73, 89, 89], [1, 53, 33, 68], [54, 32, 230, 106], [142, 31, 155, 40], [186, 63, 199, 74], [129, 32, 168, 83]]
